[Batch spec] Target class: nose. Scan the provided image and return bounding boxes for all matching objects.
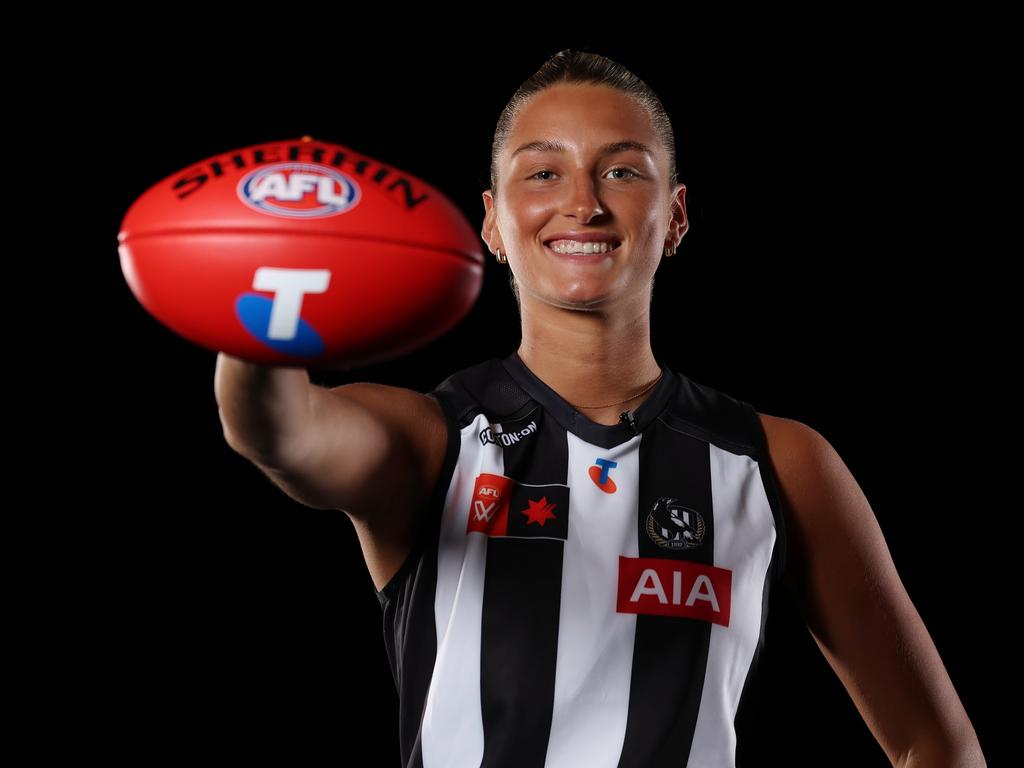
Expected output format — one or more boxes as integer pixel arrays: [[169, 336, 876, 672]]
[[563, 172, 606, 222]]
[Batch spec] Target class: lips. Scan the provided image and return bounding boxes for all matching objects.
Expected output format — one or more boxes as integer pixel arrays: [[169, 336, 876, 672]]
[[544, 240, 622, 260], [543, 232, 623, 248]]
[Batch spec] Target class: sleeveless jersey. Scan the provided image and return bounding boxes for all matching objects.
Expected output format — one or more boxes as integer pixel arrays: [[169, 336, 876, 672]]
[[375, 351, 788, 768]]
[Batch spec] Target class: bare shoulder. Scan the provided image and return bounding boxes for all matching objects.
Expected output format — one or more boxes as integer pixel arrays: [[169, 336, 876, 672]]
[[756, 411, 873, 582], [328, 381, 450, 592], [757, 410, 812, 439], [331, 381, 446, 448], [328, 381, 449, 499], [755, 411, 832, 576], [756, 411, 830, 470]]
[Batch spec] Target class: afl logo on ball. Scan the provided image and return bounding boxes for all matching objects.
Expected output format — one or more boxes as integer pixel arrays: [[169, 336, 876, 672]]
[[645, 497, 705, 550], [236, 162, 361, 218]]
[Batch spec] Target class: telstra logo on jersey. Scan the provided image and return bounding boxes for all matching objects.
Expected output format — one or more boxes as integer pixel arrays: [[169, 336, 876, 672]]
[[645, 497, 706, 550], [235, 267, 330, 355], [236, 162, 361, 218], [616, 555, 732, 626], [589, 458, 618, 493], [466, 472, 570, 541]]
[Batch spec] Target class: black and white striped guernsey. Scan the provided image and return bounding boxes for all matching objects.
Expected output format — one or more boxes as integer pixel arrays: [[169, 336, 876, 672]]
[[375, 350, 788, 768]]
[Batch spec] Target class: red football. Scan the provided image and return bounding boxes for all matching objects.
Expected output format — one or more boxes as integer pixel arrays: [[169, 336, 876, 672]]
[[118, 135, 484, 370]]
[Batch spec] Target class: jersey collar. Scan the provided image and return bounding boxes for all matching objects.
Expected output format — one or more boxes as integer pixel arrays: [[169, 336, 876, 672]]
[[500, 351, 678, 448]]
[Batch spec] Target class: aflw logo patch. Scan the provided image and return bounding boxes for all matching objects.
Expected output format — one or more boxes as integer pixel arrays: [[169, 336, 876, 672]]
[[466, 472, 569, 541], [616, 555, 732, 627]]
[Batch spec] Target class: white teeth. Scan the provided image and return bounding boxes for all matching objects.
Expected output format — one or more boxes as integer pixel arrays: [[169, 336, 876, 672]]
[[547, 239, 618, 254]]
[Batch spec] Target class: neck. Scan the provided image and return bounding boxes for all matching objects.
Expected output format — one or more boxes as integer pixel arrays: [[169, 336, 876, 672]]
[[516, 293, 662, 425]]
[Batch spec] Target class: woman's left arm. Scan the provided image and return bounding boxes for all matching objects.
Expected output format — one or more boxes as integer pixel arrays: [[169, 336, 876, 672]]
[[758, 413, 987, 768]]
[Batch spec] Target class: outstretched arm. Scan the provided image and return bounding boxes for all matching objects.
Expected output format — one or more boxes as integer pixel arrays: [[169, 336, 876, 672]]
[[758, 413, 986, 768]]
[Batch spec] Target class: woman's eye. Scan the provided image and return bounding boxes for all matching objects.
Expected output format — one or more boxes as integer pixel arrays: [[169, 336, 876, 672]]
[[607, 167, 640, 179]]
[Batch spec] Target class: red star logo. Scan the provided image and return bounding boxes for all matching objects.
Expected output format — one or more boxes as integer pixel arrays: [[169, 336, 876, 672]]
[[521, 496, 558, 526]]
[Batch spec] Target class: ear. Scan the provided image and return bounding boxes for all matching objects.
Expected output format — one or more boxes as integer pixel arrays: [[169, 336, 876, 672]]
[[480, 188, 503, 256], [666, 184, 689, 250]]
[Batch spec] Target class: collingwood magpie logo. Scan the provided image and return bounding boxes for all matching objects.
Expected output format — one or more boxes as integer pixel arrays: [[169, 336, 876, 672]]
[[479, 419, 538, 447], [645, 497, 706, 550]]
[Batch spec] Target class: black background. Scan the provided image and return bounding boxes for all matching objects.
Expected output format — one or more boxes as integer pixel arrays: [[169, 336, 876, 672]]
[[10, 19, 1018, 766]]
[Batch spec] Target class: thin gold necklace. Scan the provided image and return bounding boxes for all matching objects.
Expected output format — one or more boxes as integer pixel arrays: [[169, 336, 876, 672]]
[[569, 370, 664, 410]]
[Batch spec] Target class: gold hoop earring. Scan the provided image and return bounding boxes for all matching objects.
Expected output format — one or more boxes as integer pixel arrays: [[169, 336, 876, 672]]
[[495, 248, 507, 264]]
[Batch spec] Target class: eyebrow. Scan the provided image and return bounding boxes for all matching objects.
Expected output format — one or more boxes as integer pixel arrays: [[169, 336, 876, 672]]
[[510, 139, 653, 160]]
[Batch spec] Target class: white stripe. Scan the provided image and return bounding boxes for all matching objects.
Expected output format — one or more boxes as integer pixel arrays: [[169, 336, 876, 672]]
[[543, 431, 642, 768], [687, 445, 778, 768], [421, 414, 501, 768]]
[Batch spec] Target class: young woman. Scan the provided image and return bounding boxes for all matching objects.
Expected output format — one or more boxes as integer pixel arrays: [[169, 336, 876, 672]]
[[217, 49, 985, 767]]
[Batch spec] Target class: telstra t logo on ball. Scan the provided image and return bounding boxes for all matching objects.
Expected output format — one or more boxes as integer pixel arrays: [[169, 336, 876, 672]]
[[235, 267, 331, 356], [590, 458, 618, 493]]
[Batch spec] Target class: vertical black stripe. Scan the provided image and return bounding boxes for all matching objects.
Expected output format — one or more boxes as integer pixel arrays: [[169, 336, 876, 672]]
[[617, 418, 714, 768], [478, 406, 567, 767], [733, 564, 770, 758], [734, 401, 786, 752]]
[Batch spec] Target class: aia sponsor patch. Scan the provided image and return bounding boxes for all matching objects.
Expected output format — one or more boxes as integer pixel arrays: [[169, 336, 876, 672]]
[[466, 472, 569, 541], [616, 555, 732, 626]]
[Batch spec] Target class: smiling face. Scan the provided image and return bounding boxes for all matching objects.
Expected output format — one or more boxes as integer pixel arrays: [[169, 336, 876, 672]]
[[482, 82, 687, 311]]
